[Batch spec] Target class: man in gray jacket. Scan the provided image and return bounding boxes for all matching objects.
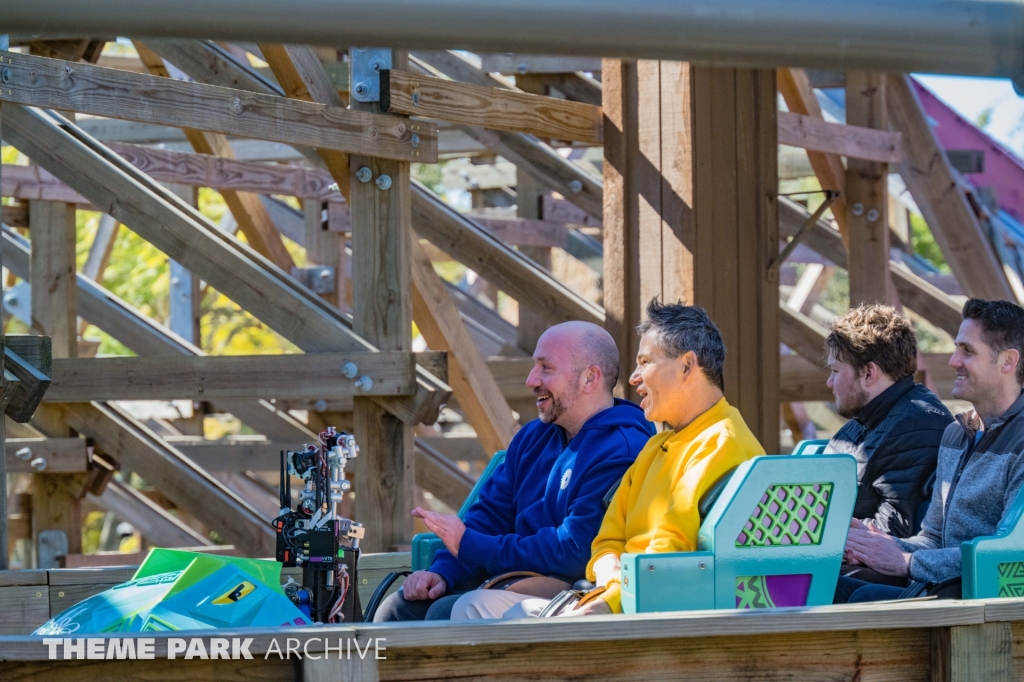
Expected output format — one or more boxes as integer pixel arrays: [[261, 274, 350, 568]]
[[835, 298, 1024, 602]]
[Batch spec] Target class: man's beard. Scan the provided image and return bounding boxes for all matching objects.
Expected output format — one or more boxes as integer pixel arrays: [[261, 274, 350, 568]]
[[537, 378, 581, 424], [835, 387, 870, 419]]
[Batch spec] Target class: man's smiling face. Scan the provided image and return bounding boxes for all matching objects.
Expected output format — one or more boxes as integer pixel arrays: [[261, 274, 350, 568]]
[[526, 330, 581, 425]]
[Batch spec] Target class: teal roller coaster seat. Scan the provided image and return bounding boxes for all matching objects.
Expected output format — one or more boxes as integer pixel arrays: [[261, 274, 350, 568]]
[[411, 450, 506, 572], [962, 484, 1024, 599], [792, 439, 830, 455], [620, 453, 857, 613]]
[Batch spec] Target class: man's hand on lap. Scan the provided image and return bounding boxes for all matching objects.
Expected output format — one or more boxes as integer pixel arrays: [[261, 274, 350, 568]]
[[401, 571, 447, 601], [844, 522, 911, 577]]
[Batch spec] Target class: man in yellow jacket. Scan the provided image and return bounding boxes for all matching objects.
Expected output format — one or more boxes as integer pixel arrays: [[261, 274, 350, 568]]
[[452, 299, 765, 619]]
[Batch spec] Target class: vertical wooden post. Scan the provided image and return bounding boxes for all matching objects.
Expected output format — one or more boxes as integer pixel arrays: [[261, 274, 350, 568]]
[[303, 198, 348, 310], [603, 59, 693, 401], [692, 66, 779, 453], [604, 62, 779, 450], [515, 74, 553, 354], [932, 623, 1012, 682], [29, 199, 84, 566], [167, 184, 202, 346], [349, 51, 414, 553], [846, 72, 891, 306]]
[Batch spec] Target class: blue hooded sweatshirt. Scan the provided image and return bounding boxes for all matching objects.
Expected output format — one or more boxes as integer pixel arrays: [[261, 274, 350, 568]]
[[430, 398, 654, 591]]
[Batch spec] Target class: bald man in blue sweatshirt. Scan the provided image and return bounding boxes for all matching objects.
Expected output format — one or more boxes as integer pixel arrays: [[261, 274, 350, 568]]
[[374, 322, 653, 621]]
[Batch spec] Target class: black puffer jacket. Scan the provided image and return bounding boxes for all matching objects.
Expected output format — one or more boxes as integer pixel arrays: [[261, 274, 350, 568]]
[[825, 376, 952, 538]]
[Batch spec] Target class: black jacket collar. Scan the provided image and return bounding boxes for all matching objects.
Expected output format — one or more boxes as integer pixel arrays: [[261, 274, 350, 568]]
[[855, 375, 916, 431]]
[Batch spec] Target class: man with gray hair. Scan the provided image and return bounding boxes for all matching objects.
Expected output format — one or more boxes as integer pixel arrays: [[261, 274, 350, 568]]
[[373, 321, 653, 621], [452, 299, 765, 619]]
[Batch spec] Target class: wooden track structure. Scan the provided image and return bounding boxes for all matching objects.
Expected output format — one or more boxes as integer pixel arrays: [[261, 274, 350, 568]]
[[0, 30, 1018, 680]]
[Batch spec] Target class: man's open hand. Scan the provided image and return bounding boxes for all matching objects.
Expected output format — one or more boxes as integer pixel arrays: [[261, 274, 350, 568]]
[[412, 507, 466, 558], [845, 519, 912, 577], [401, 571, 447, 601]]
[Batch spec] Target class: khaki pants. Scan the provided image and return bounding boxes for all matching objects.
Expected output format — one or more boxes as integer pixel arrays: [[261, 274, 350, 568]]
[[450, 590, 553, 620]]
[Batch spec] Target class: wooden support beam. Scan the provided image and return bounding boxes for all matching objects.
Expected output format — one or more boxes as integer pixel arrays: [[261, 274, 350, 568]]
[[780, 303, 829, 367], [779, 198, 965, 337], [932, 622, 1012, 682], [779, 354, 834, 402], [5, 438, 86, 473], [777, 68, 849, 240], [886, 74, 1016, 302], [846, 72, 892, 306], [412, 182, 603, 325], [46, 352, 422, 401], [104, 143, 341, 199], [3, 337, 52, 424], [43, 401, 276, 556], [2, 202, 28, 228], [538, 72, 603, 106], [1, 164, 90, 204], [130, 41, 298, 273], [2, 105, 449, 425], [382, 69, 602, 144], [28, 201, 76, 358], [777, 110, 902, 163], [603, 59, 693, 400], [26, 198, 80, 566], [2, 228, 471, 508], [411, 240, 518, 456], [603, 62, 778, 449], [349, 47, 416, 553], [89, 478, 213, 549], [303, 198, 349, 310], [0, 50, 436, 163]]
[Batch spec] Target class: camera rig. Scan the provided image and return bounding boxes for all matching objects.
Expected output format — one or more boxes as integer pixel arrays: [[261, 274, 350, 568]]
[[275, 427, 365, 623]]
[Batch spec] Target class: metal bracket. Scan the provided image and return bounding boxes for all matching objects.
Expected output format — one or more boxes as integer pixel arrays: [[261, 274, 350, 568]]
[[349, 47, 392, 103], [291, 266, 337, 295]]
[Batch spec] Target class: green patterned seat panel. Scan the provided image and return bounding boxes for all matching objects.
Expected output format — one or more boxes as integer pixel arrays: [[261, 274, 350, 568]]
[[998, 561, 1024, 597], [736, 483, 833, 547]]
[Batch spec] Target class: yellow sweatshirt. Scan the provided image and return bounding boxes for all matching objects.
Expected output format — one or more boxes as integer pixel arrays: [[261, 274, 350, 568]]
[[587, 397, 765, 612]]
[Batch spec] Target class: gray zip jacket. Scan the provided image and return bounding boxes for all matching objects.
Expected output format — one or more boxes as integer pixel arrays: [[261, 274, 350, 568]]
[[896, 390, 1024, 584]]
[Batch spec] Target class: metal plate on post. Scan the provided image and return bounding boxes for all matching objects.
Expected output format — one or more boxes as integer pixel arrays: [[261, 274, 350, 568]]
[[291, 266, 337, 295], [349, 47, 392, 103]]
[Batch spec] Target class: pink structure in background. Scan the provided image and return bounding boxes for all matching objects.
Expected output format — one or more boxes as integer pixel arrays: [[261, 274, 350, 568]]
[[913, 78, 1024, 223]]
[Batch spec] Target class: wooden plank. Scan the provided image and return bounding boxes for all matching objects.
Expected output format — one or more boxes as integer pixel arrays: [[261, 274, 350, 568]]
[[45, 352, 420, 401], [2, 105, 449, 425], [411, 240, 518, 455], [28, 201, 76, 358], [0, 569, 48, 587], [104, 143, 341, 199], [780, 303, 829, 367], [0, 163, 90, 204], [382, 69, 602, 144], [3, 342, 53, 424], [933, 622, 1013, 682], [846, 72, 892, 306], [0, 50, 436, 163], [303, 197, 348, 310], [780, 353, 833, 402], [538, 72, 603, 106], [777, 110, 902, 163], [0, 585, 50, 634], [88, 478, 213, 549], [887, 74, 1015, 301], [5, 438, 86, 473], [2, 202, 29, 228], [777, 68, 849, 240]]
